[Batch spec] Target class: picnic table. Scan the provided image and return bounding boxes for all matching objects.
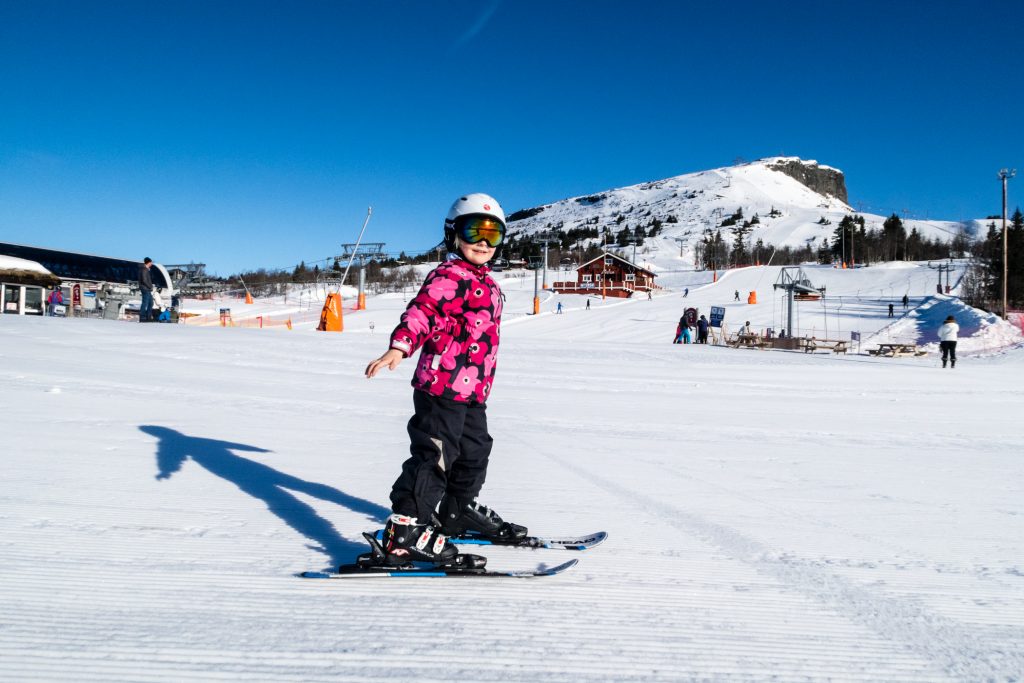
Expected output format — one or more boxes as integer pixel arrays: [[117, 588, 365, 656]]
[[729, 333, 769, 349], [869, 343, 925, 357], [802, 338, 848, 354]]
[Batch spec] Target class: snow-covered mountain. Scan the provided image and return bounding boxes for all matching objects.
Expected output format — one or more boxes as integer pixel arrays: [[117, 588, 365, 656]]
[[506, 157, 968, 268]]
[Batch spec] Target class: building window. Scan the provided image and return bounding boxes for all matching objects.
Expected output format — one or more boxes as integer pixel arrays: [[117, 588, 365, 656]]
[[625, 273, 635, 282], [3, 284, 22, 314], [582, 274, 592, 283], [23, 286, 43, 315]]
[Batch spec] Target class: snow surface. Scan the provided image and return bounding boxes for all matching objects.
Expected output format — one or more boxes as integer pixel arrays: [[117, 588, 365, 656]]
[[2, 262, 1023, 681]]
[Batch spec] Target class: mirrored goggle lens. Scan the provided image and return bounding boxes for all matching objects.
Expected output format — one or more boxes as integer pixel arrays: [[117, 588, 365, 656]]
[[457, 216, 506, 247]]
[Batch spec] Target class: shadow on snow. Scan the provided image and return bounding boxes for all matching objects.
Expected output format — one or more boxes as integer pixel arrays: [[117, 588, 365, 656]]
[[140, 425, 390, 569]]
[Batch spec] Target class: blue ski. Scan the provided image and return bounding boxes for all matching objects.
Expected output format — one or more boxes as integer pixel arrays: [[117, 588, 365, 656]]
[[373, 529, 607, 551], [299, 558, 577, 579]]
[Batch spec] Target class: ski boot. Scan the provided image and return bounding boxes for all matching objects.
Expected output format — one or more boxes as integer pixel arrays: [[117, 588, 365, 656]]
[[439, 497, 528, 542], [357, 514, 485, 570]]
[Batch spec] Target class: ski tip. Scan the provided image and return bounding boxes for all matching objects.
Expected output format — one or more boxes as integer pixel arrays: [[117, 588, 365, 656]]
[[566, 531, 608, 549], [298, 571, 333, 579], [530, 558, 578, 576]]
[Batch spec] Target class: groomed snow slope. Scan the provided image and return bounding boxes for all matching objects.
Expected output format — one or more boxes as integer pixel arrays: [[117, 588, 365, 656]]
[[1, 264, 1023, 682]]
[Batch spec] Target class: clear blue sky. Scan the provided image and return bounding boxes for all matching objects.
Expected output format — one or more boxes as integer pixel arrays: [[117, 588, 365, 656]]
[[2, 0, 1021, 275]]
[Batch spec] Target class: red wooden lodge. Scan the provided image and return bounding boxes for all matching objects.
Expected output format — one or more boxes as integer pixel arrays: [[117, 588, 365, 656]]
[[551, 251, 658, 298]]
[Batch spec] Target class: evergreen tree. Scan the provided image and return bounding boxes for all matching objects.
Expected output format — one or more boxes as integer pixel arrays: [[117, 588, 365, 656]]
[[817, 237, 833, 264], [831, 215, 859, 262], [882, 214, 907, 261], [973, 222, 1002, 310], [1011, 209, 1024, 308], [985, 208, 1024, 311], [905, 227, 923, 261], [753, 238, 766, 264], [730, 229, 749, 266]]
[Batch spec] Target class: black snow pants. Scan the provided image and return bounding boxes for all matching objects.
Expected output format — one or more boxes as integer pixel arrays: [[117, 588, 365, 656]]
[[940, 340, 957, 365], [390, 390, 492, 523]]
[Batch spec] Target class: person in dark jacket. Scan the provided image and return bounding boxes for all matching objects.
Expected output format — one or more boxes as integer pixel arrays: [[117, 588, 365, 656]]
[[673, 316, 689, 344], [138, 257, 154, 322], [697, 314, 709, 344]]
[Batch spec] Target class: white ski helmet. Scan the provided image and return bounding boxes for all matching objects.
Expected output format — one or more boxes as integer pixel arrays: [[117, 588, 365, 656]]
[[444, 193, 506, 251]]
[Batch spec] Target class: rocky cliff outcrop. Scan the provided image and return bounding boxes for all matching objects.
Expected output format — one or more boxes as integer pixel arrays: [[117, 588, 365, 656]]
[[767, 159, 848, 203]]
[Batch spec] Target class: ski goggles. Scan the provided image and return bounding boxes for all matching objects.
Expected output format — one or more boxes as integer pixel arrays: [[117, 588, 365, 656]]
[[454, 214, 506, 248]]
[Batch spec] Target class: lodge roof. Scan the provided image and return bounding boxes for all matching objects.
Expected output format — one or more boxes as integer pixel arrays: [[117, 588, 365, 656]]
[[0, 268, 61, 287], [0, 254, 61, 287], [577, 251, 656, 277]]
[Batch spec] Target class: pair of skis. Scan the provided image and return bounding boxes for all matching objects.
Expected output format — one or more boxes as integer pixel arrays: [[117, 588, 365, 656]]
[[299, 529, 606, 579]]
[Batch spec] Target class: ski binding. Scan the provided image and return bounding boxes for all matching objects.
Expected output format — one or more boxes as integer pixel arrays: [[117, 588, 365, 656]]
[[299, 531, 577, 579]]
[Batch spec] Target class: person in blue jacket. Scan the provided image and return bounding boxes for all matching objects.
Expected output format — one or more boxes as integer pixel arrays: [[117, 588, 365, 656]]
[[696, 314, 709, 344]]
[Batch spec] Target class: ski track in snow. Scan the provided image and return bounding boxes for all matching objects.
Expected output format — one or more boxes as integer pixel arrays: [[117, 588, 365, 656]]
[[517, 434, 1022, 681], [2, 262, 1023, 681]]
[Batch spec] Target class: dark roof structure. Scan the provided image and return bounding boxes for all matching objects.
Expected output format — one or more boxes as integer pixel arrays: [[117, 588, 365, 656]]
[[0, 242, 169, 288]]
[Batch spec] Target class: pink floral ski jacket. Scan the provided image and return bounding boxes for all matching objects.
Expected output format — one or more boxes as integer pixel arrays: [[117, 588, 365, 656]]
[[389, 257, 503, 404]]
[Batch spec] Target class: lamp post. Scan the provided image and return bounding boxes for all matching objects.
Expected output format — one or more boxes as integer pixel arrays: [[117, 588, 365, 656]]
[[601, 233, 608, 301], [532, 266, 540, 315], [999, 169, 1016, 319]]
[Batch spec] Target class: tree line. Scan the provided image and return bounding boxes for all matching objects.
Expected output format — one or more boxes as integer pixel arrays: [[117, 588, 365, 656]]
[[694, 212, 966, 271], [219, 209, 1023, 314], [961, 208, 1024, 314]]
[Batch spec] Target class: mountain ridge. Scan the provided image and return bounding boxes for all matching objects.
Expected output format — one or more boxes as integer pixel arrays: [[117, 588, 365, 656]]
[[505, 157, 969, 268]]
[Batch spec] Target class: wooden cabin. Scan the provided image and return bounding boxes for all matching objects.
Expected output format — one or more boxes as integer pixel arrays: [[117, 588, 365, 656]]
[[551, 251, 658, 298]]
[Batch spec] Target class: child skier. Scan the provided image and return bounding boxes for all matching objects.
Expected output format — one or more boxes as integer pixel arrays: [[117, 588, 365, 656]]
[[364, 193, 527, 567]]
